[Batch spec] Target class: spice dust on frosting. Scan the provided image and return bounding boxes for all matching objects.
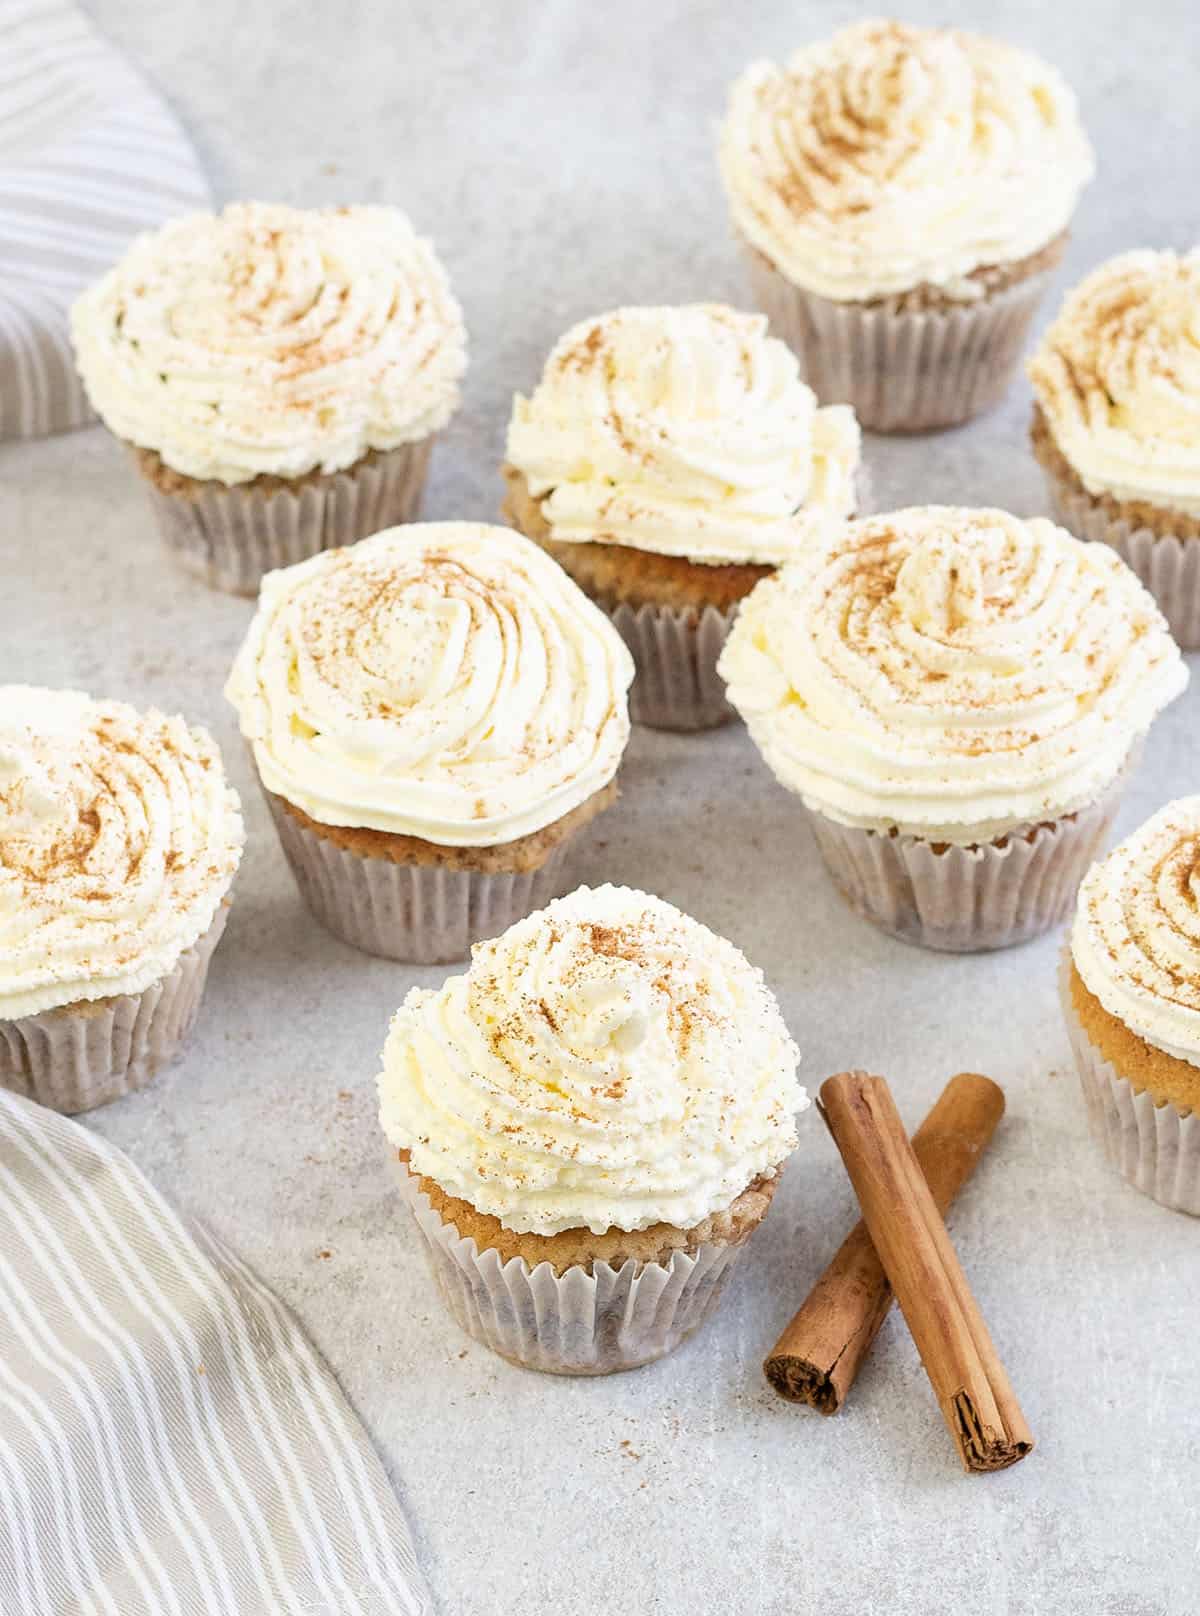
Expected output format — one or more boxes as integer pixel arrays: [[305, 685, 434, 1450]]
[[225, 523, 634, 847], [506, 303, 860, 566], [0, 687, 243, 1020], [718, 506, 1187, 843], [377, 884, 806, 1234], [1029, 249, 1200, 518], [719, 19, 1093, 303], [71, 201, 467, 485], [1072, 798, 1200, 1066]]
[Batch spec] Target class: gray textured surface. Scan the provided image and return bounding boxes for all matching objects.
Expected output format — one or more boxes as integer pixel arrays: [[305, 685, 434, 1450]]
[[5, 3, 1199, 1611]]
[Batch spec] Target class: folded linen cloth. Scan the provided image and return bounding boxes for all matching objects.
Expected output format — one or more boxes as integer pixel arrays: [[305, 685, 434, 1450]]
[[0, 1088, 430, 1616], [0, 0, 209, 440]]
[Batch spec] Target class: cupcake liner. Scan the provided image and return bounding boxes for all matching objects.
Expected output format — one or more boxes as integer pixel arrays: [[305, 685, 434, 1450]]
[[265, 792, 576, 965], [1041, 465, 1200, 650], [608, 600, 737, 731], [394, 1161, 746, 1374], [133, 437, 433, 597], [744, 248, 1053, 433], [0, 907, 228, 1115], [1059, 954, 1200, 1215], [805, 776, 1126, 953]]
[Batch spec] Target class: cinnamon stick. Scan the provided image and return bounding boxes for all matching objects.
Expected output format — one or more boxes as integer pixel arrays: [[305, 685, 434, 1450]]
[[764, 1072, 1004, 1414], [818, 1071, 1033, 1473]]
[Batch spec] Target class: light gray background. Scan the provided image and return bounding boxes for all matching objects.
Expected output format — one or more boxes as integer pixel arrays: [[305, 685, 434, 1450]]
[[5, 3, 1198, 1611]]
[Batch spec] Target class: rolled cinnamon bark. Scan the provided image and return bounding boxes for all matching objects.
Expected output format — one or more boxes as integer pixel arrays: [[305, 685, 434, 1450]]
[[764, 1072, 1004, 1414], [818, 1071, 1033, 1473]]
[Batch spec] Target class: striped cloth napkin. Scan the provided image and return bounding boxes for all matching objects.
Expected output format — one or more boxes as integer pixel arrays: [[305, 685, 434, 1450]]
[[0, 1088, 430, 1616], [0, 0, 209, 440]]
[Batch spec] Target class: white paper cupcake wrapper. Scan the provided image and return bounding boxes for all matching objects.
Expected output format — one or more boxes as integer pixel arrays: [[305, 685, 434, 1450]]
[[265, 792, 576, 965], [608, 600, 737, 731], [1059, 953, 1200, 1215], [394, 1161, 745, 1375], [805, 777, 1125, 953], [744, 248, 1053, 433], [0, 907, 228, 1115], [1041, 464, 1200, 650], [134, 437, 433, 597]]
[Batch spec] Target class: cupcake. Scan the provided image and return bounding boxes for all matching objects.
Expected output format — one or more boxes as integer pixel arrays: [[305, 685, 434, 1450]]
[[718, 507, 1187, 952], [1029, 249, 1200, 648], [226, 523, 634, 964], [718, 20, 1093, 432], [70, 202, 467, 595], [501, 303, 860, 730], [377, 883, 806, 1374], [1063, 799, 1200, 1214], [0, 686, 243, 1113]]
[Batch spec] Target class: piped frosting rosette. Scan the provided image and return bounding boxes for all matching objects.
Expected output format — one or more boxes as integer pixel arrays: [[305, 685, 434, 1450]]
[[720, 507, 1187, 844], [506, 303, 859, 565], [378, 884, 806, 1236], [1030, 250, 1200, 517], [71, 201, 467, 484], [226, 523, 634, 847], [0, 686, 243, 1021], [1072, 799, 1200, 1066], [719, 19, 1093, 303]]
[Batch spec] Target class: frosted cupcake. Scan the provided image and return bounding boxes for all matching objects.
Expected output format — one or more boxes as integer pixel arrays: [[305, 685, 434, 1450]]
[[1029, 250, 1200, 647], [226, 524, 633, 964], [1063, 799, 1200, 1214], [0, 687, 243, 1113], [719, 508, 1187, 952], [719, 20, 1093, 431], [378, 883, 806, 1374], [71, 202, 467, 595], [502, 303, 860, 729]]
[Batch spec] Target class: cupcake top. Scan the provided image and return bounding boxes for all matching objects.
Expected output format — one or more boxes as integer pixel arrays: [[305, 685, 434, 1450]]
[[1072, 798, 1200, 1066], [719, 507, 1187, 844], [1029, 249, 1200, 518], [719, 19, 1093, 303], [70, 201, 467, 485], [0, 687, 243, 1021], [377, 883, 805, 1235], [225, 524, 634, 847], [505, 304, 860, 565]]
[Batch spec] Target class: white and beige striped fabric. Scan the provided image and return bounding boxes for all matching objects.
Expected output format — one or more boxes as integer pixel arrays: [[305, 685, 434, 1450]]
[[0, 0, 209, 440], [0, 1088, 430, 1616]]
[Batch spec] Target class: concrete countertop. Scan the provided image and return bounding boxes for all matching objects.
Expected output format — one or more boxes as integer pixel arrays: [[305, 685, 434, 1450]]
[[6, 3, 1197, 1611]]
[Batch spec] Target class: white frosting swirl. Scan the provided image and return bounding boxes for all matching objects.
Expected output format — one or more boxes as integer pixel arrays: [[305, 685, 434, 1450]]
[[71, 202, 467, 484], [225, 524, 633, 846], [505, 304, 860, 565], [718, 507, 1187, 843], [1072, 797, 1200, 1066], [1029, 250, 1200, 517], [377, 884, 806, 1235], [0, 687, 243, 1021], [719, 19, 1093, 302]]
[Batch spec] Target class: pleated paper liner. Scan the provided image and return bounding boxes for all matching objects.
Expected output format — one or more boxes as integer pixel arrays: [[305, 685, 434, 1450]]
[[1042, 466, 1200, 650], [264, 792, 577, 965], [132, 436, 433, 596], [805, 774, 1126, 953], [1059, 953, 1200, 1215], [394, 1160, 751, 1375], [608, 599, 737, 731], [745, 248, 1054, 433], [0, 905, 229, 1114]]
